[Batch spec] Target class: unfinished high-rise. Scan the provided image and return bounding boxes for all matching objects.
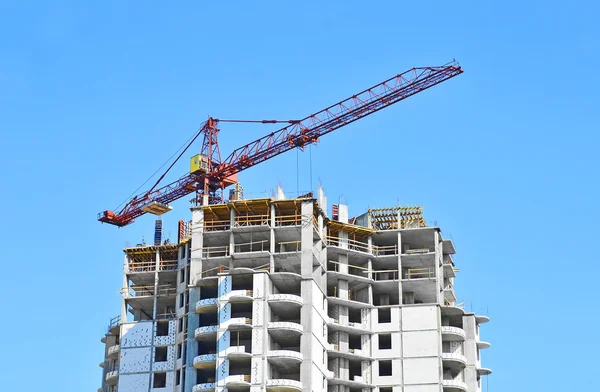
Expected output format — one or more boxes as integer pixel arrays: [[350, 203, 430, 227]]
[[99, 186, 491, 392]]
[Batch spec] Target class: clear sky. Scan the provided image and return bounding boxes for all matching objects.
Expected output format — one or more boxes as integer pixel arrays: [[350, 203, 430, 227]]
[[0, 1, 598, 391]]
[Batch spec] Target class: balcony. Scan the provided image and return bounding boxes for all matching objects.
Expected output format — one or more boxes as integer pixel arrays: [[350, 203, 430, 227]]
[[327, 344, 372, 360], [225, 345, 252, 359], [193, 354, 217, 369], [328, 318, 373, 335], [196, 298, 218, 313], [224, 290, 254, 303], [226, 317, 253, 330], [328, 375, 372, 389], [443, 262, 456, 278], [267, 350, 303, 363], [477, 340, 491, 350], [327, 295, 372, 309], [441, 352, 467, 368], [268, 321, 304, 336], [268, 294, 303, 307], [477, 367, 492, 375], [195, 325, 218, 340], [443, 284, 457, 303], [107, 315, 120, 334], [266, 379, 303, 392], [442, 379, 468, 392], [105, 370, 118, 385], [441, 326, 465, 341], [192, 383, 216, 392], [107, 344, 120, 359], [476, 314, 490, 324], [225, 374, 251, 388]]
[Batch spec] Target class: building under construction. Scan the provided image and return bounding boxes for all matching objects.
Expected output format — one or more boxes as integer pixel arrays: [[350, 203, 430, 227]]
[[98, 186, 491, 392], [96, 61, 491, 392]]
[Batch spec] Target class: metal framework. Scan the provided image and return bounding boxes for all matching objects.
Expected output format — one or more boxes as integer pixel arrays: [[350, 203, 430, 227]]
[[99, 61, 463, 227], [369, 206, 426, 230]]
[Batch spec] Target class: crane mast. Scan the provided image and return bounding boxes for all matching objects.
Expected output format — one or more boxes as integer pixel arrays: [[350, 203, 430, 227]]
[[98, 61, 463, 227]]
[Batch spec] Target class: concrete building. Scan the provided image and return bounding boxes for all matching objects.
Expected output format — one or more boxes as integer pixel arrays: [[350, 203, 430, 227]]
[[99, 187, 491, 392]]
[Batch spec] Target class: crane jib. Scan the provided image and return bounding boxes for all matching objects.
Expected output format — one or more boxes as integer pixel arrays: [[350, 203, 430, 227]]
[[98, 62, 463, 227]]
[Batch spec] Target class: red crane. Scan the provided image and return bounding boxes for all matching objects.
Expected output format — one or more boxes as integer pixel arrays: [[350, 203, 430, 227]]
[[98, 61, 463, 227]]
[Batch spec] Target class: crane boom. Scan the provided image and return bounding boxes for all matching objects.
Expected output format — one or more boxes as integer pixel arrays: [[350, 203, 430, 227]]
[[98, 61, 463, 227]]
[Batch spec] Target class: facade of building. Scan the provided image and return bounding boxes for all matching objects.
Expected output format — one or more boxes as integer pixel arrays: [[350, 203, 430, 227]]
[[99, 187, 491, 392]]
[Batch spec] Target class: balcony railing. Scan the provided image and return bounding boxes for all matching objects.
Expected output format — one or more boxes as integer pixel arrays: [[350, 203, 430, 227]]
[[107, 344, 120, 358], [441, 352, 467, 366], [268, 321, 304, 334], [442, 379, 468, 391], [266, 379, 303, 390], [441, 326, 466, 340], [192, 383, 216, 392], [268, 294, 303, 306]]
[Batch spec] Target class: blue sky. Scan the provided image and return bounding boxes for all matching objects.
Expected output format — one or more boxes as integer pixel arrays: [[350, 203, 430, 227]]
[[0, 1, 598, 390]]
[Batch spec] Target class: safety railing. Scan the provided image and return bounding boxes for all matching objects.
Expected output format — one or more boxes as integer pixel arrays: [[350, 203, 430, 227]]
[[203, 219, 231, 232], [328, 260, 369, 279], [234, 239, 269, 253], [373, 244, 398, 256], [197, 265, 227, 279], [127, 261, 156, 273], [107, 315, 120, 332], [159, 260, 178, 271], [126, 284, 177, 297], [276, 240, 301, 253], [313, 216, 320, 234], [405, 268, 434, 279], [372, 269, 399, 281], [233, 214, 269, 228], [325, 236, 371, 254], [274, 214, 302, 227], [327, 287, 369, 304], [202, 245, 230, 258]]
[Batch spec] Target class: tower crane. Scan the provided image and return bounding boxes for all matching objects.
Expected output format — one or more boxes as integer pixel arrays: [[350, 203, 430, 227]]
[[98, 61, 463, 227]]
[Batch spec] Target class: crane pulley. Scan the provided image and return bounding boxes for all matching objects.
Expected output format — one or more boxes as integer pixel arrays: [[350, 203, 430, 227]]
[[98, 61, 463, 227]]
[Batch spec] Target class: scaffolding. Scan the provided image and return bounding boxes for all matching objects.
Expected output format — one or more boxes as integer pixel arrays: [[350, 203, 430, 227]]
[[368, 206, 426, 230]]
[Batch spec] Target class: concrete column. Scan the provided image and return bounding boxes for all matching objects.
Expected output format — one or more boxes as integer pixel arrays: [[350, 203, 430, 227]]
[[397, 231, 403, 304], [189, 208, 204, 286], [229, 208, 235, 260], [152, 249, 160, 319], [121, 255, 128, 322], [184, 287, 200, 392], [434, 230, 443, 305]]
